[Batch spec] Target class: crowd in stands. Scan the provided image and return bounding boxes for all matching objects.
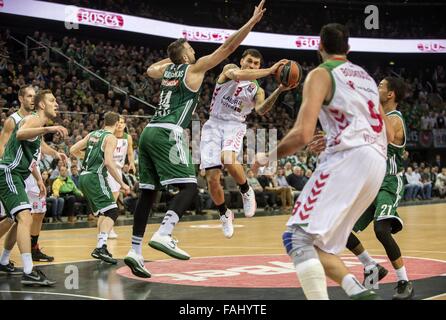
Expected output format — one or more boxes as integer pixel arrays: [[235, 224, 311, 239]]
[[49, 0, 446, 38], [1, 20, 446, 221]]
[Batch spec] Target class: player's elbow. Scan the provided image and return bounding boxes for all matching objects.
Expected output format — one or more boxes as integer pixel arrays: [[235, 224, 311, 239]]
[[15, 130, 26, 141], [297, 128, 314, 146], [146, 66, 159, 79]]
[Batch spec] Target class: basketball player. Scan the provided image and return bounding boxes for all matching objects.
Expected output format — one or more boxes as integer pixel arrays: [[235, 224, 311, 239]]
[[254, 23, 393, 299], [201, 50, 293, 238], [0, 89, 66, 286], [123, 0, 266, 278], [106, 116, 136, 239], [344, 77, 414, 300], [0, 86, 67, 276], [70, 112, 130, 264]]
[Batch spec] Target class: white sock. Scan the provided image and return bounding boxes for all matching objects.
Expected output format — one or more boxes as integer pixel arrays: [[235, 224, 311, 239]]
[[342, 274, 367, 296], [131, 235, 143, 255], [0, 249, 11, 266], [21, 253, 33, 274], [395, 266, 409, 282], [295, 258, 329, 300], [357, 250, 377, 267], [158, 210, 179, 236], [97, 232, 108, 248]]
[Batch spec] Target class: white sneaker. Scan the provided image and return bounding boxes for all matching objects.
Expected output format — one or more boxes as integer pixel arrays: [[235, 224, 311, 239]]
[[241, 186, 257, 217], [149, 231, 190, 260], [220, 209, 234, 239], [124, 249, 151, 278], [109, 228, 118, 239]]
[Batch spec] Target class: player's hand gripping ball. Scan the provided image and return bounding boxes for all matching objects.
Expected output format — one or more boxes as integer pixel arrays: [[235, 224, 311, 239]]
[[274, 60, 303, 87]]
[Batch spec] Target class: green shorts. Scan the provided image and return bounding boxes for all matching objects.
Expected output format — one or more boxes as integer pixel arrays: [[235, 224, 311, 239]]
[[138, 124, 197, 190], [0, 168, 32, 219], [79, 173, 117, 215], [353, 174, 405, 234]]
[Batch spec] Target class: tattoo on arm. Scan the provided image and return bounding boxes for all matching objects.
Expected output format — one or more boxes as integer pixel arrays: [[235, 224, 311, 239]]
[[257, 88, 281, 115]]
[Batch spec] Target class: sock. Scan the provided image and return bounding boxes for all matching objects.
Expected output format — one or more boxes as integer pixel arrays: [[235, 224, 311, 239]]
[[357, 250, 377, 267], [158, 210, 179, 236], [31, 235, 39, 249], [395, 266, 409, 282], [216, 203, 228, 216], [97, 232, 108, 248], [295, 258, 329, 300], [239, 181, 249, 194], [131, 235, 143, 255], [21, 253, 33, 274], [0, 249, 11, 266], [342, 274, 367, 296]]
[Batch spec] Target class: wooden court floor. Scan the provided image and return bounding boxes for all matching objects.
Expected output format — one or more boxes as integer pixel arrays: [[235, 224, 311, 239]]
[[0, 203, 445, 300]]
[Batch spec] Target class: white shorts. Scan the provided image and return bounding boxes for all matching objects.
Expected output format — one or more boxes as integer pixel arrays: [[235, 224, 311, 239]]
[[27, 191, 47, 214], [200, 117, 246, 170], [286, 146, 386, 254], [107, 169, 122, 193]]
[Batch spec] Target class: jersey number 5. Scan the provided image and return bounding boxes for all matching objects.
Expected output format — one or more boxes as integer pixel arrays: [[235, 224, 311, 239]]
[[367, 100, 383, 133]]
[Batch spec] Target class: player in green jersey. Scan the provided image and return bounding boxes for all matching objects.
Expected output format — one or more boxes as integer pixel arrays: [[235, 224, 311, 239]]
[[124, 0, 266, 278], [0, 89, 67, 286], [70, 112, 130, 264], [0, 85, 67, 275], [346, 77, 414, 300]]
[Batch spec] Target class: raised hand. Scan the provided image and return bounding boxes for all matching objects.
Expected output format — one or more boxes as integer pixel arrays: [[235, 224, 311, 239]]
[[250, 0, 266, 24]]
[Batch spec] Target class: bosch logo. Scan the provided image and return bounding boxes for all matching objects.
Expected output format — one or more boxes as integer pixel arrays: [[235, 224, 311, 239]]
[[77, 9, 124, 28]]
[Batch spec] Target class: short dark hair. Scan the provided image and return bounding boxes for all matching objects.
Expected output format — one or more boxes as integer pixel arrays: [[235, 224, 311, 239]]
[[320, 23, 349, 55], [242, 48, 263, 64], [104, 111, 120, 126], [167, 38, 187, 64], [18, 85, 34, 97], [384, 76, 406, 103], [34, 89, 53, 108]]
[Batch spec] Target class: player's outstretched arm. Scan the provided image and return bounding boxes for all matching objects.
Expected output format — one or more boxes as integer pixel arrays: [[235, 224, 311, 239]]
[[147, 58, 173, 79], [16, 116, 67, 141], [191, 0, 266, 74], [222, 59, 287, 82], [70, 134, 89, 158]]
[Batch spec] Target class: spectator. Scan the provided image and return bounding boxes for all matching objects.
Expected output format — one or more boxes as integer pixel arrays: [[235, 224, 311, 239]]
[[122, 163, 139, 214], [404, 167, 422, 201], [246, 169, 277, 209], [52, 165, 84, 223], [42, 170, 64, 222], [196, 169, 212, 214], [286, 166, 307, 199], [70, 165, 80, 187], [435, 167, 446, 198], [421, 167, 433, 200], [258, 173, 292, 209]]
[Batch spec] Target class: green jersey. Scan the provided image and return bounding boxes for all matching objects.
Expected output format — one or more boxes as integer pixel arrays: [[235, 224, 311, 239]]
[[386, 110, 406, 176], [0, 115, 41, 179], [82, 129, 112, 176], [150, 64, 201, 129]]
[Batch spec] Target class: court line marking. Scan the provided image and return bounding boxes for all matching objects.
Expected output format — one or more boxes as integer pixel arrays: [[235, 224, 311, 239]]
[[0, 290, 107, 300], [424, 293, 446, 300]]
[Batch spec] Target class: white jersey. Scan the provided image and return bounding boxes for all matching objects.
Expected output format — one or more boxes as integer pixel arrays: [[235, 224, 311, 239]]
[[113, 133, 128, 169], [319, 59, 387, 157], [209, 79, 258, 123]]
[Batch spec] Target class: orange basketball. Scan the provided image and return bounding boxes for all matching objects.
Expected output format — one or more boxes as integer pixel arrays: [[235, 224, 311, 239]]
[[274, 60, 302, 87]]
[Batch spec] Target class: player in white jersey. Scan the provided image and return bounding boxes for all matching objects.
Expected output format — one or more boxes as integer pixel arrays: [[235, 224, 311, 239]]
[[0, 86, 67, 274], [200, 48, 292, 238], [106, 116, 135, 239], [254, 23, 394, 300]]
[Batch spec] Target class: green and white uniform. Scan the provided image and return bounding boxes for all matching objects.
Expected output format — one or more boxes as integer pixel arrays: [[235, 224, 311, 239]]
[[354, 110, 406, 233], [0, 115, 41, 219], [79, 129, 117, 215], [139, 63, 200, 190]]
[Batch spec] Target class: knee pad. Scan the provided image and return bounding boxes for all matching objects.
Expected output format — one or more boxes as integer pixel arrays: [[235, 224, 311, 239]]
[[104, 208, 119, 222], [282, 226, 318, 266]]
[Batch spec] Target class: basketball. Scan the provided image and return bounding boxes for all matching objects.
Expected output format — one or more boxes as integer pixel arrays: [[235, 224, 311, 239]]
[[274, 60, 302, 87]]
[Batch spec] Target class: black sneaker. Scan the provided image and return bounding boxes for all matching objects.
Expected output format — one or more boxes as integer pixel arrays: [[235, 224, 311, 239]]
[[91, 245, 117, 264], [0, 261, 23, 275], [351, 289, 382, 300], [32, 247, 55, 262], [392, 280, 414, 300], [363, 263, 389, 285], [21, 268, 56, 286]]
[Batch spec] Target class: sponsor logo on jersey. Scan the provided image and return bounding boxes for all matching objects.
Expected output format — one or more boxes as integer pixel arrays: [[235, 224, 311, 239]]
[[247, 83, 256, 93], [77, 8, 124, 28], [161, 79, 179, 87]]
